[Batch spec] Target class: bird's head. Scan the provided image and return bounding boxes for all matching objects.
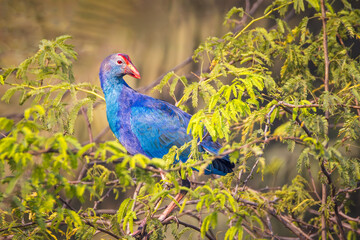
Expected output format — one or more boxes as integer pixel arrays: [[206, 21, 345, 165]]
[[100, 53, 141, 80]]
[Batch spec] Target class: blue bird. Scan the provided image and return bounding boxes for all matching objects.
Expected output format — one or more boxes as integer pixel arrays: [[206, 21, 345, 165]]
[[100, 53, 235, 226], [99, 53, 234, 177]]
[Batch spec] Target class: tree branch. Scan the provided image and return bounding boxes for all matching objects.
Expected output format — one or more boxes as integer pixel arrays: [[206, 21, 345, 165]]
[[320, 1, 345, 238], [137, 56, 193, 94], [242, 104, 277, 188], [237, 198, 312, 239], [278, 101, 360, 109], [162, 217, 215, 240], [280, 105, 313, 137], [58, 196, 121, 239], [80, 107, 93, 146]]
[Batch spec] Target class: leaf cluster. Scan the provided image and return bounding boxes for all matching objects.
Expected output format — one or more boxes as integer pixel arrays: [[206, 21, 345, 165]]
[[1, 0, 360, 239]]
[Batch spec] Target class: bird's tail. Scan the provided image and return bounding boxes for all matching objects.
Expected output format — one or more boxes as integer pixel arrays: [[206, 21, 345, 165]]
[[205, 157, 235, 176]]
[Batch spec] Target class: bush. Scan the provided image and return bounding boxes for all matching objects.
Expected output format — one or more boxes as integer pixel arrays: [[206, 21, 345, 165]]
[[1, 0, 360, 239]]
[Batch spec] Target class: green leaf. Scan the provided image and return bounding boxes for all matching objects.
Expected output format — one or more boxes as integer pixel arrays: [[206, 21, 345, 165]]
[[117, 198, 132, 225], [1, 86, 23, 103], [225, 226, 243, 240], [201, 212, 217, 238], [68, 98, 93, 134], [192, 84, 199, 108], [208, 93, 220, 112], [294, 0, 305, 13], [67, 210, 82, 227], [292, 107, 298, 121], [224, 7, 244, 24], [24, 105, 45, 120], [0, 117, 14, 131], [153, 71, 174, 93], [306, 0, 320, 11], [4, 176, 19, 196], [77, 143, 95, 157]]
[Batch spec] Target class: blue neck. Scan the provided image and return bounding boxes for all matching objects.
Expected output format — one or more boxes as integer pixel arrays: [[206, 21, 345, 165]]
[[100, 71, 132, 97]]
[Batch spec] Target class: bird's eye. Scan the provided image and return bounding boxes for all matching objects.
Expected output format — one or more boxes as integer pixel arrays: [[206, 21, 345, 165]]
[[117, 60, 123, 64]]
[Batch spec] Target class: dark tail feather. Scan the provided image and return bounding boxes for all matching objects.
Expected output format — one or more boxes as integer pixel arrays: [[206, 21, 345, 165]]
[[204, 157, 235, 175], [212, 158, 235, 173]]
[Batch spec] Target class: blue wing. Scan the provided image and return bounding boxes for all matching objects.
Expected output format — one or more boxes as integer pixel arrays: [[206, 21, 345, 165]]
[[130, 98, 192, 163], [130, 97, 234, 175]]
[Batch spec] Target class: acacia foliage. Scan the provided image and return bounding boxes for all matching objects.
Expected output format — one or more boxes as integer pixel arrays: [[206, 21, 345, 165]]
[[1, 0, 360, 239]]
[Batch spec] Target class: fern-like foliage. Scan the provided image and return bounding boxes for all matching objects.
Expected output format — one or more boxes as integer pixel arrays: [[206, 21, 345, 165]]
[[1, 1, 360, 239]]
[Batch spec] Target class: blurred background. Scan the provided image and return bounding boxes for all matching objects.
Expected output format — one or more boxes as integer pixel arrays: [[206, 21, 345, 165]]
[[0, 0, 244, 141], [0, 0, 240, 87], [1, 0, 360, 239]]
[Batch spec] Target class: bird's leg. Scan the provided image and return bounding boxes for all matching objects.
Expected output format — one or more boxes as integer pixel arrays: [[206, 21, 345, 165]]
[[158, 178, 190, 222], [130, 218, 147, 238], [132, 173, 190, 238]]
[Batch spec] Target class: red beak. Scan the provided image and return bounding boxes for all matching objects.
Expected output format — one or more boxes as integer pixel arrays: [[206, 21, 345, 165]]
[[125, 62, 141, 79]]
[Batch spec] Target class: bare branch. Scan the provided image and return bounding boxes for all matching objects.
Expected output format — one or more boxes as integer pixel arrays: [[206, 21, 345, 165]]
[[137, 56, 193, 94], [93, 186, 114, 210], [81, 107, 93, 145], [162, 217, 215, 240]]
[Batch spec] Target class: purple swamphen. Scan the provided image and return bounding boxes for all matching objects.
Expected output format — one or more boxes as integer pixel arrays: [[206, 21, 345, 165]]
[[99, 53, 234, 223]]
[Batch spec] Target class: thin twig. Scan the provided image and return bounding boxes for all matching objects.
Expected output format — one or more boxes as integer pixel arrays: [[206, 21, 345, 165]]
[[321, 183, 328, 240], [0, 220, 52, 233], [307, 168, 321, 201], [242, 104, 276, 188], [338, 211, 360, 224], [278, 101, 360, 109], [93, 186, 114, 210], [161, 218, 215, 240], [58, 196, 120, 239], [81, 107, 93, 145], [127, 182, 143, 234], [220, 136, 304, 156], [320, 0, 345, 238], [138, 56, 193, 93], [83, 126, 110, 145], [355, 99, 360, 119], [280, 105, 313, 137], [237, 198, 312, 239], [321, 0, 330, 96]]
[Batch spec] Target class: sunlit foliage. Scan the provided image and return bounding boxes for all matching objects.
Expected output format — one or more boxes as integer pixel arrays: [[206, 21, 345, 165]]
[[1, 0, 360, 239]]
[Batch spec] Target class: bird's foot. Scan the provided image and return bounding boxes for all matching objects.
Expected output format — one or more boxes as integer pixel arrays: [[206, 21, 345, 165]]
[[158, 179, 190, 222], [130, 217, 147, 238]]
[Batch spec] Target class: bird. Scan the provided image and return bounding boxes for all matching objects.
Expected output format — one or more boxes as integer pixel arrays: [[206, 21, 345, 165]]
[[99, 53, 234, 223]]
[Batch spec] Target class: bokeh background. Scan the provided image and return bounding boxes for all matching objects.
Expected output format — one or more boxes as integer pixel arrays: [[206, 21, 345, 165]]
[[1, 0, 360, 239], [0, 0, 239, 87], [0, 0, 244, 141]]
